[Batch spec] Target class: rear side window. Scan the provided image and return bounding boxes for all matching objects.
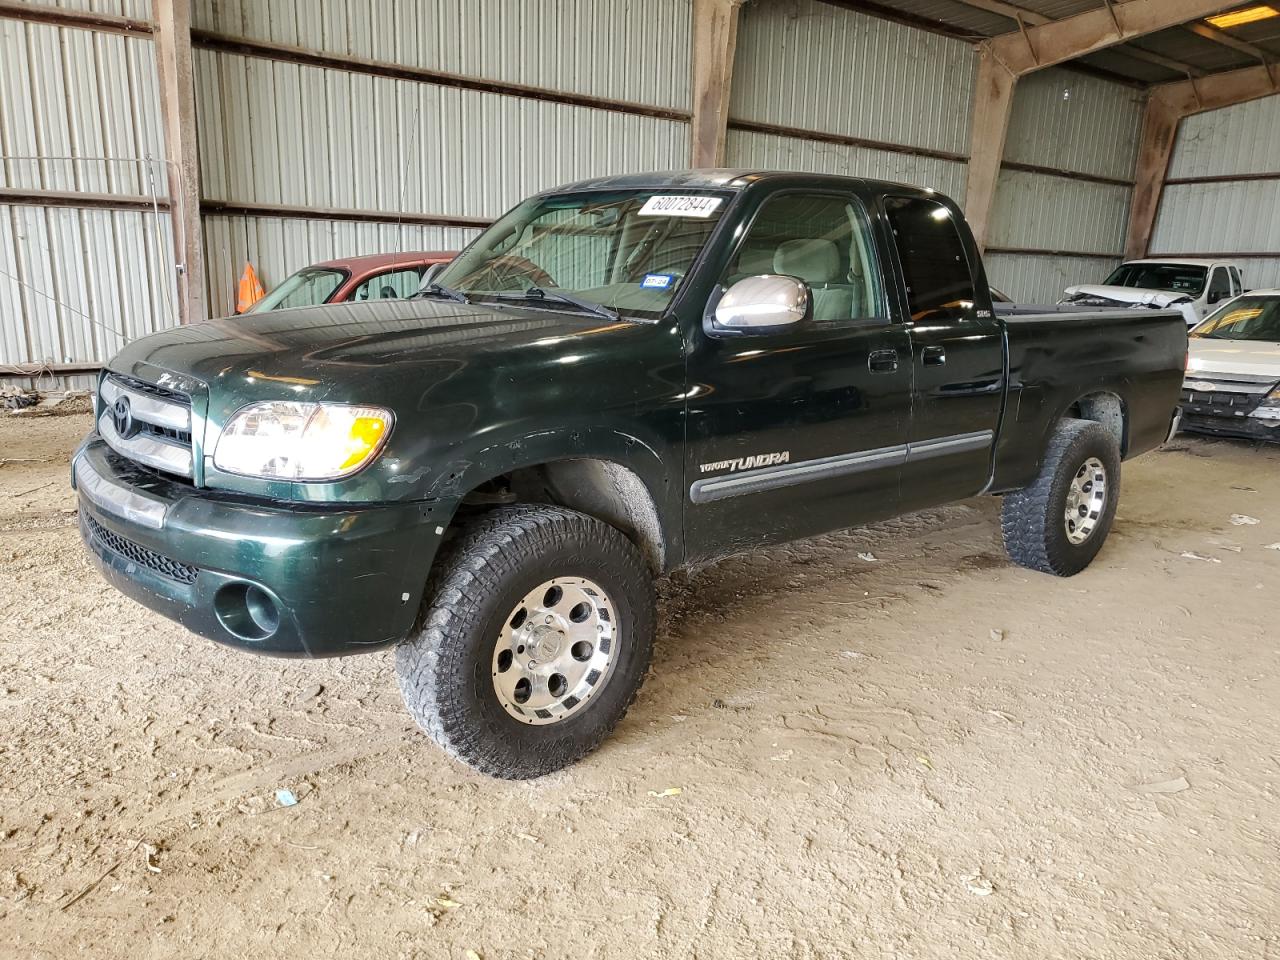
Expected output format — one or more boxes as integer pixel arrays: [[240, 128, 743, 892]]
[[1229, 266, 1243, 294], [883, 197, 976, 322], [352, 267, 423, 302]]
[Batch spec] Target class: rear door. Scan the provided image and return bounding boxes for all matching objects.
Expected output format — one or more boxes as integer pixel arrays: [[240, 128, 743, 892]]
[[880, 195, 1005, 511], [682, 189, 914, 558]]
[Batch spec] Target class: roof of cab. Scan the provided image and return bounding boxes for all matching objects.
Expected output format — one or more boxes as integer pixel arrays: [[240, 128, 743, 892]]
[[312, 251, 454, 271], [549, 168, 944, 198], [1124, 257, 1241, 268]]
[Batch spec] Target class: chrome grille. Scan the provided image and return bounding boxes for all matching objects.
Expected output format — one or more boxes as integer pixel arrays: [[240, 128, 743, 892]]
[[1180, 372, 1278, 418], [98, 375, 194, 478]]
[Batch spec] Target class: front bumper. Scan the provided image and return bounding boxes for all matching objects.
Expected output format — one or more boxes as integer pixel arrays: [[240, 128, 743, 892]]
[[1178, 411, 1280, 443], [73, 437, 452, 657]]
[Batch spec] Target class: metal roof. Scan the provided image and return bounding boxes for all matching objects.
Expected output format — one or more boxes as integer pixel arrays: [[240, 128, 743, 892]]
[[845, 0, 1280, 84]]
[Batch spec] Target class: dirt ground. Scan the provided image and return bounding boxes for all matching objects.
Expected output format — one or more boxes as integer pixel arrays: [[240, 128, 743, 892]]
[[0, 412, 1277, 959]]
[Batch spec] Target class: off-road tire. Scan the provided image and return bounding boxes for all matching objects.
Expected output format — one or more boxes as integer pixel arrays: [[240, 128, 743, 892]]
[[1001, 419, 1121, 577], [396, 504, 654, 779]]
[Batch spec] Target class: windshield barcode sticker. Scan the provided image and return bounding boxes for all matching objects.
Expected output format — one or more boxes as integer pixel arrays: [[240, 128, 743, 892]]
[[638, 195, 723, 218]]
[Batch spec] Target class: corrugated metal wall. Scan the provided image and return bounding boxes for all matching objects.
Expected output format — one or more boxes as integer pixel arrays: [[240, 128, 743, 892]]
[[193, 0, 691, 111], [1151, 95, 1280, 291], [193, 0, 694, 309], [726, 0, 972, 198], [725, 128, 967, 199], [985, 68, 1144, 302], [983, 252, 1121, 304], [1003, 68, 1143, 182], [195, 52, 691, 220], [0, 15, 175, 374], [729, 0, 974, 155], [724, 7, 1142, 304]]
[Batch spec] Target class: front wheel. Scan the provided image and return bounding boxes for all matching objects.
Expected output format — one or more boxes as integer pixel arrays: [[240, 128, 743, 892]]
[[396, 505, 654, 779], [1001, 419, 1121, 576]]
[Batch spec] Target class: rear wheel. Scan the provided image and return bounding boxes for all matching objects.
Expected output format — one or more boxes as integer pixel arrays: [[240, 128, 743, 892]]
[[1001, 419, 1121, 576], [396, 505, 654, 779]]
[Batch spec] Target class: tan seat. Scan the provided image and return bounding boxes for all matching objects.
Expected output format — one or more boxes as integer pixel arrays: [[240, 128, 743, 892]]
[[773, 239, 855, 321]]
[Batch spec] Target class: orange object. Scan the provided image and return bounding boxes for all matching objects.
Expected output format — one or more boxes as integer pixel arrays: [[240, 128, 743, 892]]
[[236, 262, 265, 313]]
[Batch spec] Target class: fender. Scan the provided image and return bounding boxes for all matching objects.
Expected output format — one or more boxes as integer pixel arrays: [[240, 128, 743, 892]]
[[415, 425, 683, 571]]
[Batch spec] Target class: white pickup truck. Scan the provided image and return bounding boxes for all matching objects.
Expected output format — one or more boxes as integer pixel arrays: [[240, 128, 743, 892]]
[[1180, 289, 1280, 442], [1063, 258, 1245, 328]]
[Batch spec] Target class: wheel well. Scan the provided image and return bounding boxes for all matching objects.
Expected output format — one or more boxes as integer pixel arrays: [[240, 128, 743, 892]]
[[459, 459, 666, 573], [1068, 391, 1127, 454]]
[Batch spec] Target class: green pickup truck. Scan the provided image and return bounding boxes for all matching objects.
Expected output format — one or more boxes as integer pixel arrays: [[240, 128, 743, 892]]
[[74, 171, 1187, 778]]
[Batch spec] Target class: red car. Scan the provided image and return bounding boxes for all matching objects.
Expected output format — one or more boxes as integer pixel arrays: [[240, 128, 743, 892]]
[[246, 251, 455, 313]]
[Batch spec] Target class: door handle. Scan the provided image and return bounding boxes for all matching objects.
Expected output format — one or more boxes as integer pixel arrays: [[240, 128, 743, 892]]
[[868, 349, 899, 373], [922, 345, 946, 366]]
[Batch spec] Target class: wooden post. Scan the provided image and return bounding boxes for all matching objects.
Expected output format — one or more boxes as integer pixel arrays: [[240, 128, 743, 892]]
[[153, 0, 205, 323], [1124, 95, 1181, 262], [690, 0, 743, 168], [964, 51, 1017, 253], [1124, 64, 1280, 261], [963, 0, 1238, 254]]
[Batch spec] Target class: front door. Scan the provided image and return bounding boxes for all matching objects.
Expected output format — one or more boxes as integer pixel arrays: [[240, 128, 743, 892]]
[[683, 190, 914, 559], [880, 195, 1005, 512]]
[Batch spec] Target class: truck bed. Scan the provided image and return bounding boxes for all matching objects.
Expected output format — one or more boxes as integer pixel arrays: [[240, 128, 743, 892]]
[[989, 308, 1188, 492]]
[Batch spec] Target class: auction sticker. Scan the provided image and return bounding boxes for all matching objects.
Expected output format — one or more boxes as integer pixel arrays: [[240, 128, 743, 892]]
[[638, 195, 723, 218]]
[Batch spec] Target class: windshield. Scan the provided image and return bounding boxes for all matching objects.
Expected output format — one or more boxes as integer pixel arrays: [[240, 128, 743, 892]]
[[1192, 296, 1280, 342], [435, 189, 731, 319], [248, 267, 346, 313], [1102, 263, 1207, 297]]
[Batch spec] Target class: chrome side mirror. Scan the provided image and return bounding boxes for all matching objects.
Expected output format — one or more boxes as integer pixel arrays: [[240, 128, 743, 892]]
[[710, 275, 811, 334]]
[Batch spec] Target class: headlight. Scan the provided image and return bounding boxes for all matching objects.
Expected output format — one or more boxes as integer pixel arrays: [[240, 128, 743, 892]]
[[213, 402, 393, 481]]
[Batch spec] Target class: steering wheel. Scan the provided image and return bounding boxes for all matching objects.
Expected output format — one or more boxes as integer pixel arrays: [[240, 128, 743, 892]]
[[461, 255, 555, 292]]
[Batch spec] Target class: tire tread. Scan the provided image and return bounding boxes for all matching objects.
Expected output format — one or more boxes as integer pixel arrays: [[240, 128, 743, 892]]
[[396, 504, 653, 779], [1001, 419, 1120, 577]]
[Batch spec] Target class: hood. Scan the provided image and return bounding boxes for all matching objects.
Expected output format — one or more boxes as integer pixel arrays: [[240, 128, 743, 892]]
[[1187, 337, 1280, 381], [107, 298, 640, 403], [1062, 284, 1188, 308]]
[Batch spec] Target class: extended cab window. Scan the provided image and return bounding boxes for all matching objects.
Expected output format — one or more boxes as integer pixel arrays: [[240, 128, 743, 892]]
[[724, 193, 883, 322], [883, 197, 975, 322]]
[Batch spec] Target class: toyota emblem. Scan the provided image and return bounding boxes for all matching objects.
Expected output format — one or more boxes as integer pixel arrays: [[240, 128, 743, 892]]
[[111, 396, 137, 439]]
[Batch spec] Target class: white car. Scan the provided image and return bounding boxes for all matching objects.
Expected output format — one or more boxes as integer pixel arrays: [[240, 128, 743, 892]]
[[1063, 258, 1245, 328], [1179, 290, 1280, 442]]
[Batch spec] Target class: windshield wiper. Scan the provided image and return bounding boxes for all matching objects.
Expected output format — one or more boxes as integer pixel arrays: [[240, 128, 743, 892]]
[[416, 281, 470, 304], [488, 286, 619, 322]]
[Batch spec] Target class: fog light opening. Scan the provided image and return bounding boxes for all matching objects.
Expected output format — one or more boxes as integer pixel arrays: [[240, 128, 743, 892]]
[[214, 582, 281, 641]]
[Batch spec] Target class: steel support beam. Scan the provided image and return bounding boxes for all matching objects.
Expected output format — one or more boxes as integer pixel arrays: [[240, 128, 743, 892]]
[[965, 52, 1018, 251], [0, 0, 152, 37], [1126, 63, 1280, 259], [153, 0, 205, 324], [943, 0, 1204, 76], [1124, 96, 1182, 261], [690, 0, 744, 167], [986, 0, 1240, 76], [964, 0, 1240, 250]]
